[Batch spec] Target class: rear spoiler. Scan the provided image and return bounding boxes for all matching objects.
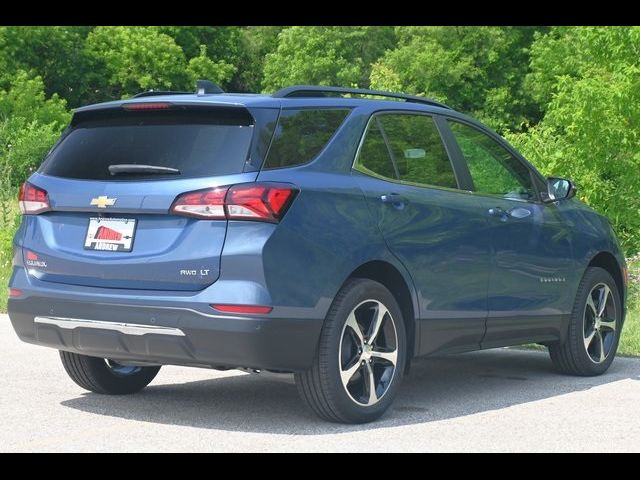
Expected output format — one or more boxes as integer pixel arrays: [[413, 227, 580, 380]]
[[71, 101, 253, 127]]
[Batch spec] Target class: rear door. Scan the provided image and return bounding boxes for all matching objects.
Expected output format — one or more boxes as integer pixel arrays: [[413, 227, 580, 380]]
[[353, 111, 492, 355], [22, 104, 277, 291]]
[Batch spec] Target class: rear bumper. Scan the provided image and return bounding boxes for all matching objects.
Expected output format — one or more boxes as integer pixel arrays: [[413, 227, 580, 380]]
[[7, 271, 324, 372]]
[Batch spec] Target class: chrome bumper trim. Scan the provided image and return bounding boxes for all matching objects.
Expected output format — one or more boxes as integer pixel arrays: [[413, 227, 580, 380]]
[[34, 316, 186, 337]]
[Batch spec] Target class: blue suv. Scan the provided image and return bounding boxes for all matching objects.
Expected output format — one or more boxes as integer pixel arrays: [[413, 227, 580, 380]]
[[7, 83, 627, 423]]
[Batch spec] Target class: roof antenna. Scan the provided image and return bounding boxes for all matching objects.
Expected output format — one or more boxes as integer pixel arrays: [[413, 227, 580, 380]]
[[196, 80, 224, 96]]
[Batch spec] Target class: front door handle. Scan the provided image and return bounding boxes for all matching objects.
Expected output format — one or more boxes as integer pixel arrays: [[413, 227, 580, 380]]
[[488, 206, 532, 221], [508, 207, 532, 219], [380, 193, 407, 209]]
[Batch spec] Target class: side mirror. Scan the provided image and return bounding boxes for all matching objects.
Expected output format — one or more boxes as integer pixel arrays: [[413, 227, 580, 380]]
[[544, 177, 577, 203]]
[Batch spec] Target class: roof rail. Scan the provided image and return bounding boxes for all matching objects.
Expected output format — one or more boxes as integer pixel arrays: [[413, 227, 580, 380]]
[[133, 90, 191, 98], [272, 85, 450, 109]]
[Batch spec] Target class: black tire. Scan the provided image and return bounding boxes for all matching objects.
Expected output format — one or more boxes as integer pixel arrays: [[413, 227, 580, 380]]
[[549, 267, 622, 376], [60, 351, 161, 394], [295, 278, 407, 423]]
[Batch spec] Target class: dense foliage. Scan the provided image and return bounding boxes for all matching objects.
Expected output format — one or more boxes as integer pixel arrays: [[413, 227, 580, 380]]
[[1, 25, 639, 257]]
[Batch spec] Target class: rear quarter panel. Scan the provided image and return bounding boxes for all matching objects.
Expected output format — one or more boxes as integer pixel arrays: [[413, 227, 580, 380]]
[[254, 106, 419, 326]]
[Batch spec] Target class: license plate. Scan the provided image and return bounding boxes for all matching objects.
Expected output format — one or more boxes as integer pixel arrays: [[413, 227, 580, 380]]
[[84, 217, 137, 252]]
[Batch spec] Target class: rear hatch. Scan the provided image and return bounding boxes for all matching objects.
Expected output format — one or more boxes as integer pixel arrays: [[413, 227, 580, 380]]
[[21, 103, 277, 291]]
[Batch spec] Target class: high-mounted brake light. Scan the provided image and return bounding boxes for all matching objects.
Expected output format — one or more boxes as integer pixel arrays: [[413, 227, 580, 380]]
[[19, 182, 50, 214], [170, 183, 298, 223], [122, 102, 173, 111]]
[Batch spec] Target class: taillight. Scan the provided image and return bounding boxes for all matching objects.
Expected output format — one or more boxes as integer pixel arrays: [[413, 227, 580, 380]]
[[19, 182, 50, 214], [171, 183, 298, 223], [170, 187, 228, 219]]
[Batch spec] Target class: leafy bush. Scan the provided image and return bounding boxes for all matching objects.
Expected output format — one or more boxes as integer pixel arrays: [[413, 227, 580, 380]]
[[0, 71, 70, 185], [508, 27, 640, 255], [262, 26, 396, 91], [369, 26, 543, 131]]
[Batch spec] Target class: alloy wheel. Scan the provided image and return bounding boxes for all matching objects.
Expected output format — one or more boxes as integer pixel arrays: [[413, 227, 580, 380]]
[[338, 299, 398, 406], [583, 283, 617, 364]]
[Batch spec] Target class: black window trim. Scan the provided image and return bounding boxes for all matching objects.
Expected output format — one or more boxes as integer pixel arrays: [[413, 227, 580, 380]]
[[439, 115, 546, 204], [352, 109, 467, 193]]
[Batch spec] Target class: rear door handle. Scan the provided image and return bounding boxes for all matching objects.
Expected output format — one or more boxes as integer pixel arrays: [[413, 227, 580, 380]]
[[380, 193, 407, 208]]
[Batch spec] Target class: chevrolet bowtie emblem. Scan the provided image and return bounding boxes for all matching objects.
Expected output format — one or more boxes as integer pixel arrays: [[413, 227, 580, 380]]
[[90, 196, 117, 208]]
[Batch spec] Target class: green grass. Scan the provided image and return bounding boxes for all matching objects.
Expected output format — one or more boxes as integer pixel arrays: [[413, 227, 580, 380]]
[[0, 193, 19, 312], [619, 305, 640, 356], [0, 263, 9, 311]]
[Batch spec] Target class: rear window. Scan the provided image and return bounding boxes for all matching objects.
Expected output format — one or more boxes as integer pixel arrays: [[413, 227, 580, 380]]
[[263, 109, 349, 169], [41, 109, 254, 181]]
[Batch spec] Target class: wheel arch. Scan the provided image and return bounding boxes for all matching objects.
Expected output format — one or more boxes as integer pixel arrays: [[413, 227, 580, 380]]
[[587, 251, 626, 314], [346, 260, 419, 372]]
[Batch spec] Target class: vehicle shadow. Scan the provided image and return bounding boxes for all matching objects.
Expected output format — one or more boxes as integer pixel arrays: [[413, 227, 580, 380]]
[[60, 348, 639, 435]]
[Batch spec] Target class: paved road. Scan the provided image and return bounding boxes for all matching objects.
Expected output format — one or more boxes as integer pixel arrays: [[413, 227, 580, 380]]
[[1, 315, 639, 452]]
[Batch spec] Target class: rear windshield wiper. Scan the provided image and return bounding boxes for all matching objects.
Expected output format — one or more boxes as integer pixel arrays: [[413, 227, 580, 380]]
[[108, 164, 181, 176]]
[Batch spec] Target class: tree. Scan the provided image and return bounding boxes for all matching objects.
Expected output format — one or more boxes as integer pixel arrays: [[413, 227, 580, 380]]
[[369, 26, 544, 131], [526, 26, 640, 110], [160, 26, 242, 63], [509, 27, 640, 254], [0, 71, 70, 185], [85, 26, 189, 98], [161, 26, 242, 90], [262, 26, 396, 91], [186, 45, 237, 86], [0, 26, 93, 107], [234, 26, 283, 92]]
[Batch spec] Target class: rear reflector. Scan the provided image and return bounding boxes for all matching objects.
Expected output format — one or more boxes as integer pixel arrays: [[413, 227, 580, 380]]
[[19, 182, 50, 214], [122, 102, 173, 111], [8, 288, 23, 298], [171, 183, 298, 223], [211, 304, 273, 314]]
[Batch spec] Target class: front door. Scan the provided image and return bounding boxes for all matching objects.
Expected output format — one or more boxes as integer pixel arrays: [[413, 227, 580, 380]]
[[446, 120, 575, 347], [353, 112, 492, 355]]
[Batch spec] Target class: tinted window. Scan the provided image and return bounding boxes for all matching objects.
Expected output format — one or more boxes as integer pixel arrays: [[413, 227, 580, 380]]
[[263, 109, 349, 169], [42, 110, 254, 181], [449, 121, 535, 200], [356, 113, 457, 189], [357, 119, 396, 179]]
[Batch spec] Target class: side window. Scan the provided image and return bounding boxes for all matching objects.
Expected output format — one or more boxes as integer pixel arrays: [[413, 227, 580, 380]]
[[263, 109, 350, 169], [448, 121, 535, 200], [356, 113, 457, 189], [357, 119, 396, 179]]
